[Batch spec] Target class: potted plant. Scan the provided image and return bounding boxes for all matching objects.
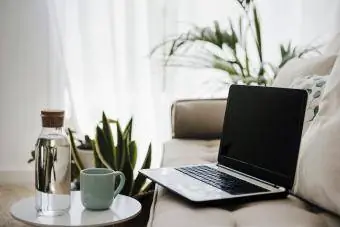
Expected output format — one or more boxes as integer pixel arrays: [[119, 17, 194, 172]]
[[69, 112, 154, 227], [151, 0, 317, 86], [74, 134, 94, 169]]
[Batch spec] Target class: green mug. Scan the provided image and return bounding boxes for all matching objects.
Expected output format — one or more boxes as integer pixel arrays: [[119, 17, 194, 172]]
[[80, 168, 125, 210]]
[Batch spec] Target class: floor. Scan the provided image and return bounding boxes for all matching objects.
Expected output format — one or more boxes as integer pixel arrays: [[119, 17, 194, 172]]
[[0, 185, 33, 227]]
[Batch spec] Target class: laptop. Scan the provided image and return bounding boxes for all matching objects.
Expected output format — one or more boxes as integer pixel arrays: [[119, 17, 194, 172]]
[[140, 85, 308, 203]]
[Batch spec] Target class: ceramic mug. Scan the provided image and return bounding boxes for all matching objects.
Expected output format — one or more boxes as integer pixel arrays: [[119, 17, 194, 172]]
[[80, 168, 125, 210]]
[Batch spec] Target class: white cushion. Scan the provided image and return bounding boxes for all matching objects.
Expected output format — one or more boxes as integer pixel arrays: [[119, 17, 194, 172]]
[[323, 33, 340, 55], [273, 55, 336, 88], [294, 55, 340, 215], [289, 75, 328, 135]]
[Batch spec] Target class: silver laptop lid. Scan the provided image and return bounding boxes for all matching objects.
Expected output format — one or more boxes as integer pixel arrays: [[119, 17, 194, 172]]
[[218, 85, 307, 189]]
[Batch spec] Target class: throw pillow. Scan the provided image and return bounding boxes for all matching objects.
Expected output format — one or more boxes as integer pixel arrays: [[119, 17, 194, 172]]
[[293, 55, 340, 215], [272, 55, 336, 88], [289, 75, 328, 135]]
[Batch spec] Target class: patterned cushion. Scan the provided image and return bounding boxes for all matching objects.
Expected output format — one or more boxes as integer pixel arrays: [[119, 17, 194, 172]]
[[289, 75, 328, 135], [293, 56, 340, 216]]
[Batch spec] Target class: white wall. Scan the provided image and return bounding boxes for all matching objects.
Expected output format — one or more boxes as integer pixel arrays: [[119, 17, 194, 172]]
[[0, 0, 49, 183]]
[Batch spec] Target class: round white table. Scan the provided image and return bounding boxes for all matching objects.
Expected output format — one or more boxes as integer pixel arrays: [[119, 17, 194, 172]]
[[10, 191, 141, 227]]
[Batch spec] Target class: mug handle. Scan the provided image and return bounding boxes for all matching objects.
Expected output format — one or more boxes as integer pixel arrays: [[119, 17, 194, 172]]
[[113, 171, 125, 198]]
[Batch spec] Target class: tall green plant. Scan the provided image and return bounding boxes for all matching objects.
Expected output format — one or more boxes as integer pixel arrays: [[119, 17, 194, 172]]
[[151, 0, 315, 86], [69, 112, 152, 197]]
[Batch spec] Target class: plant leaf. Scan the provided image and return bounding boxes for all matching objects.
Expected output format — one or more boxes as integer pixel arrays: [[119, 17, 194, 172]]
[[141, 182, 155, 193], [116, 121, 126, 171], [214, 21, 223, 48], [102, 112, 117, 170], [92, 140, 105, 168], [131, 143, 152, 195], [212, 58, 238, 75], [68, 128, 85, 171], [94, 126, 114, 169], [253, 6, 262, 62], [121, 154, 134, 196], [123, 118, 133, 142], [128, 141, 137, 170]]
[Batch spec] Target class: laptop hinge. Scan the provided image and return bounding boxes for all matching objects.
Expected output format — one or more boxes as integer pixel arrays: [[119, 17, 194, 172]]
[[217, 164, 280, 188]]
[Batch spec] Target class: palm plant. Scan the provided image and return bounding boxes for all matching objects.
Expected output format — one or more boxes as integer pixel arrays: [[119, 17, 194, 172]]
[[151, 0, 315, 86], [69, 112, 153, 197]]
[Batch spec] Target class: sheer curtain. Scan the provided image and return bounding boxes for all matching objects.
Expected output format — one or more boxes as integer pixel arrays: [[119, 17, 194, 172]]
[[46, 0, 169, 167], [44, 0, 340, 169], [2, 0, 340, 181]]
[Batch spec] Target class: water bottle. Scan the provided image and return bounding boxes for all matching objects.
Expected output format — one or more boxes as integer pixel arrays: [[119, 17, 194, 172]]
[[35, 110, 71, 216]]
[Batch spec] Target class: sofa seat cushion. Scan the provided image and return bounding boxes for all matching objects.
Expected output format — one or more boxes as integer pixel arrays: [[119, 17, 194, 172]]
[[148, 139, 340, 227]]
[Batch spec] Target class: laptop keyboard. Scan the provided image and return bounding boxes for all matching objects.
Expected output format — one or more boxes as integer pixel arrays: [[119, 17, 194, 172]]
[[176, 165, 269, 195]]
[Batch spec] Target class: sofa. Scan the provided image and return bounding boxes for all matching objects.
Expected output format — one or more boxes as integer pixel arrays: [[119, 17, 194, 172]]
[[146, 34, 340, 227]]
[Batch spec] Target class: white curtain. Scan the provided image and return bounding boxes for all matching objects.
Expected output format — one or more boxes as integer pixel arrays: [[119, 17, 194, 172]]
[[2, 0, 340, 175], [43, 0, 340, 169], [46, 0, 170, 168]]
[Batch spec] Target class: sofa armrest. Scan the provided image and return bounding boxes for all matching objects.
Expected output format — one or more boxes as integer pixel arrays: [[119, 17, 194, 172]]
[[171, 99, 227, 139]]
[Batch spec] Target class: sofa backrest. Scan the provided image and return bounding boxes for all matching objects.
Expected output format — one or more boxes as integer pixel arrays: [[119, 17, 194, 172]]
[[171, 99, 227, 139]]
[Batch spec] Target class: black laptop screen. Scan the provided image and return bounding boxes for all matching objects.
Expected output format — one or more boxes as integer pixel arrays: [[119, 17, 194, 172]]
[[218, 85, 307, 189]]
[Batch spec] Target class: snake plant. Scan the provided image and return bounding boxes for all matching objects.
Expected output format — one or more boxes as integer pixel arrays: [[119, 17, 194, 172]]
[[69, 112, 152, 197]]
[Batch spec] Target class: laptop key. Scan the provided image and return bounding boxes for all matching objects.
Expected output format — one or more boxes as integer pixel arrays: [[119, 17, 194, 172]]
[[176, 166, 268, 195]]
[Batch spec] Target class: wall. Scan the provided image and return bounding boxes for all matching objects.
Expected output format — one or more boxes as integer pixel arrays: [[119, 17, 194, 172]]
[[0, 0, 49, 183]]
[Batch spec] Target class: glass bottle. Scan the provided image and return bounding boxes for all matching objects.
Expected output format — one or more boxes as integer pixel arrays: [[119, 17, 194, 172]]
[[35, 110, 71, 216]]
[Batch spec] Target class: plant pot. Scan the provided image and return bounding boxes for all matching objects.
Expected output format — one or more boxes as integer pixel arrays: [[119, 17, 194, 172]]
[[114, 190, 154, 227], [77, 148, 94, 168]]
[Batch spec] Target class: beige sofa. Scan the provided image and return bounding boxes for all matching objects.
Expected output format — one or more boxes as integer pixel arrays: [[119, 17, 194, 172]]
[[147, 35, 340, 227]]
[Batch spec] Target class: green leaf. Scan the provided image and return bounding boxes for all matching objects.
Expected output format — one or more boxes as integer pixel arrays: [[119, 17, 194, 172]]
[[121, 156, 134, 196], [212, 59, 238, 75], [92, 140, 105, 168], [123, 118, 133, 142], [128, 141, 137, 169], [131, 143, 152, 195], [95, 126, 114, 169], [214, 21, 223, 48], [228, 20, 238, 50], [169, 36, 182, 56], [245, 45, 250, 76], [99, 118, 117, 124], [238, 16, 243, 43], [253, 6, 262, 62], [149, 38, 176, 56], [141, 182, 155, 193], [68, 128, 85, 171], [116, 121, 125, 170], [102, 112, 117, 170]]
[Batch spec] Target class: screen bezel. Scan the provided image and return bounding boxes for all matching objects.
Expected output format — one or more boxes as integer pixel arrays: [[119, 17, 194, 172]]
[[218, 85, 307, 189]]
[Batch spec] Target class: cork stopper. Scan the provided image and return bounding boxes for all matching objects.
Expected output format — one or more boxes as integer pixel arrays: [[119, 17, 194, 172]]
[[41, 110, 64, 128]]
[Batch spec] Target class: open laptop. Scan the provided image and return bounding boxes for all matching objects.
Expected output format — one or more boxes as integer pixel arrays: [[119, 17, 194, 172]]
[[140, 85, 308, 203]]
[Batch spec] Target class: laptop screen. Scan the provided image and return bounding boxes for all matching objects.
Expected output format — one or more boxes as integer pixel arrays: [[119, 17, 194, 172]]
[[218, 85, 307, 189]]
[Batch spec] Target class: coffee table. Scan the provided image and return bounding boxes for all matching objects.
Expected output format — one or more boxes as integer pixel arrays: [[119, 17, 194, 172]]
[[10, 191, 141, 226]]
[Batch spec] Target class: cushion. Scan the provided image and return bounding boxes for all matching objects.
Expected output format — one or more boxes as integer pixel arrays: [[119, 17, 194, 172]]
[[171, 99, 227, 139], [272, 55, 336, 88], [289, 75, 329, 135], [147, 139, 340, 227], [323, 33, 340, 55], [294, 55, 340, 215]]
